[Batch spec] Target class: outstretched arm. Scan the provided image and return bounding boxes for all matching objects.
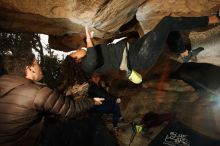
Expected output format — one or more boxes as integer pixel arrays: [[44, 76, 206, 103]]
[[85, 27, 94, 48], [34, 87, 96, 120], [69, 27, 94, 61]]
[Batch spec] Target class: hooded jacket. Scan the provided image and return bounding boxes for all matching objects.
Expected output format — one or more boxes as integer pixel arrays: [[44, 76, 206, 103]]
[[0, 75, 94, 146]]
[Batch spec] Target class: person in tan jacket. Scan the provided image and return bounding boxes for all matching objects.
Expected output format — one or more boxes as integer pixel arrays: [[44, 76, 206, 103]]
[[0, 53, 105, 146]]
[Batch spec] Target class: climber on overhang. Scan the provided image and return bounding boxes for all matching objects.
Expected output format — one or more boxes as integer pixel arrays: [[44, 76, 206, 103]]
[[69, 12, 220, 84]]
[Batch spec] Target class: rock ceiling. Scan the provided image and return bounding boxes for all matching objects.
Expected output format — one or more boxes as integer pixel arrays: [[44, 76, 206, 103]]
[[0, 0, 220, 51]]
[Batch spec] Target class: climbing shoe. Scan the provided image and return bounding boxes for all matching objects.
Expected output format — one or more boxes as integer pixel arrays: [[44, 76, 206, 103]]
[[181, 47, 204, 63]]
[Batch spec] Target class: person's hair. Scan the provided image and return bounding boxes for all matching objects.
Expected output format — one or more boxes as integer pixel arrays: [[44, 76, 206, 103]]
[[63, 56, 89, 86], [3, 53, 35, 76]]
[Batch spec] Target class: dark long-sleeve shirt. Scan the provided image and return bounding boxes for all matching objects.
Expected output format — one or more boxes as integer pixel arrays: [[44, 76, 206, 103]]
[[88, 82, 116, 101], [81, 40, 126, 74]]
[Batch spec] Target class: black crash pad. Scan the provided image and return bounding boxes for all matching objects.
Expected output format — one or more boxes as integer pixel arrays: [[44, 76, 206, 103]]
[[149, 122, 220, 146]]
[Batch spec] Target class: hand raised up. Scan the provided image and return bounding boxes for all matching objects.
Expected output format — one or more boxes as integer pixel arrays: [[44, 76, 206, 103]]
[[85, 26, 94, 39]]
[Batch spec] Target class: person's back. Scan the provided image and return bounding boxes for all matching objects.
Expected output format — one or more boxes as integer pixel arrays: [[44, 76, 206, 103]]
[[81, 40, 126, 74], [0, 75, 46, 146]]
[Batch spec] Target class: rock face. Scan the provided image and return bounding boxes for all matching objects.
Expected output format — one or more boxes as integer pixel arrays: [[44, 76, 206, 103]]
[[110, 78, 220, 146], [136, 0, 220, 33], [0, 0, 219, 64], [0, 0, 220, 45], [0, 0, 146, 39], [190, 26, 220, 66], [105, 61, 220, 145]]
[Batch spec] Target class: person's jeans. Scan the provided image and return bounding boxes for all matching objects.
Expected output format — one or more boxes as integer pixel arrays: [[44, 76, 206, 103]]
[[91, 98, 121, 128], [127, 16, 208, 70]]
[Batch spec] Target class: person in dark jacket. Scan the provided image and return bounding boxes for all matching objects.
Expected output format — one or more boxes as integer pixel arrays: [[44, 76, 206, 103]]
[[0, 53, 105, 146], [88, 74, 122, 133], [69, 14, 220, 83]]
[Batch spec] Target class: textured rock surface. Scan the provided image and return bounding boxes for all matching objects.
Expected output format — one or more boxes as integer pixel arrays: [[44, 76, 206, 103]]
[[0, 0, 146, 39], [109, 79, 220, 145], [190, 26, 220, 66], [136, 0, 220, 33], [0, 0, 219, 37]]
